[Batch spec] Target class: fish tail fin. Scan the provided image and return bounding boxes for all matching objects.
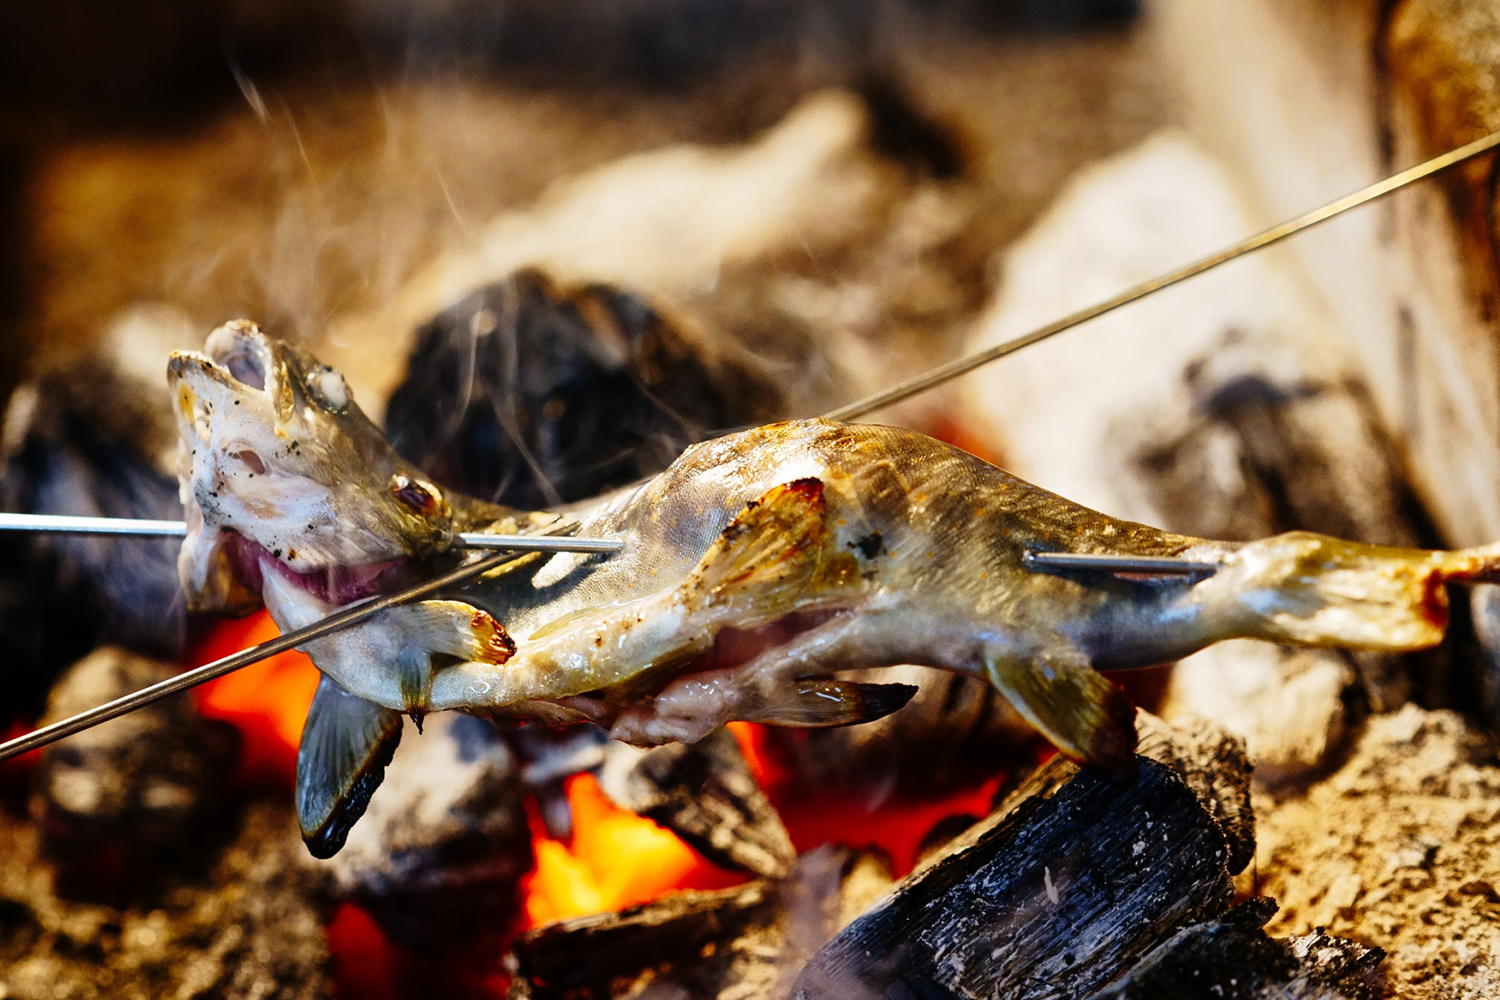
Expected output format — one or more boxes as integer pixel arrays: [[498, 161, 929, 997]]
[[1206, 531, 1452, 651]]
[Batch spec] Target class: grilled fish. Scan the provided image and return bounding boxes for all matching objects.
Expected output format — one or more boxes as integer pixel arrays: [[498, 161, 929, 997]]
[[170, 321, 1500, 855]]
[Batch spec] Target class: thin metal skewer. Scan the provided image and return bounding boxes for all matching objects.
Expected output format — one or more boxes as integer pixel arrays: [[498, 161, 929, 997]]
[[824, 127, 1500, 423], [0, 548, 525, 763], [1025, 551, 1221, 576], [0, 512, 623, 555]]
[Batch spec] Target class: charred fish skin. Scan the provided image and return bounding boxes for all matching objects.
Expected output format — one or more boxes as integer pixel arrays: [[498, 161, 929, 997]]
[[167, 323, 1500, 855]]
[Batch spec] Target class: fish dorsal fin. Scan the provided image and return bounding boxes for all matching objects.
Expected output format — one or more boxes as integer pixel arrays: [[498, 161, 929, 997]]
[[296, 675, 404, 858]]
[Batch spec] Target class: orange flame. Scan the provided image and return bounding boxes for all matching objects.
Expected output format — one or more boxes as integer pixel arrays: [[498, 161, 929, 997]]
[[190, 610, 320, 786], [522, 772, 745, 926]]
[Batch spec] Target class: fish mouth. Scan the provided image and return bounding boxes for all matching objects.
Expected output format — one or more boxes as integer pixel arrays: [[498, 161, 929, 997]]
[[218, 530, 424, 607]]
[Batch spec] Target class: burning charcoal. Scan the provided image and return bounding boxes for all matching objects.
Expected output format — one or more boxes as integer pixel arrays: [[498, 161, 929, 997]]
[[598, 727, 796, 879], [1091, 899, 1383, 1000], [515, 723, 612, 840], [0, 317, 190, 723], [0, 798, 330, 1000], [791, 714, 1252, 1000], [509, 845, 892, 1000], [384, 268, 782, 508], [308, 713, 532, 953], [30, 647, 238, 870]]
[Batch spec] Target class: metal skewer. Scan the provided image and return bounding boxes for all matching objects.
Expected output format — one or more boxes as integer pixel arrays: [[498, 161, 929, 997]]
[[824, 126, 1500, 423], [0, 547, 535, 763], [0, 512, 624, 555], [1024, 551, 1221, 576]]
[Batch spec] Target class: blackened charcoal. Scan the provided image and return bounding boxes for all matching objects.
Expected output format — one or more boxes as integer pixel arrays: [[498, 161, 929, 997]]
[[792, 755, 1238, 999], [1, 369, 185, 723], [30, 648, 239, 876], [509, 846, 892, 1000], [1135, 712, 1255, 875], [1089, 900, 1384, 1000], [384, 269, 782, 508], [598, 727, 796, 879]]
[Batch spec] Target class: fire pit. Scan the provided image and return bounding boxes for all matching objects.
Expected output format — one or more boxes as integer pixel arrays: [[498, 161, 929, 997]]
[[5, 3, 1500, 999]]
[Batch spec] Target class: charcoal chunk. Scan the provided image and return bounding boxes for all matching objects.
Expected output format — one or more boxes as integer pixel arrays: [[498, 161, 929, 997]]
[[598, 727, 796, 879], [307, 713, 532, 953], [509, 846, 892, 1000], [0, 365, 184, 723], [385, 269, 782, 508], [1089, 899, 1383, 1000], [30, 647, 238, 876]]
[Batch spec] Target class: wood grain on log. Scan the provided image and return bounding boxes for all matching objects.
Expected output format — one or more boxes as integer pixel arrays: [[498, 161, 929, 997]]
[[791, 754, 1236, 1000]]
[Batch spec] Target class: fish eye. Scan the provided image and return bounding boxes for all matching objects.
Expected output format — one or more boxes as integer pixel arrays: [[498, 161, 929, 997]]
[[306, 366, 350, 412], [392, 474, 440, 516]]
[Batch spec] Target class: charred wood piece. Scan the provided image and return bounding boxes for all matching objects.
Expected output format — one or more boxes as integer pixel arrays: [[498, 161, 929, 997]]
[[1090, 898, 1384, 1000], [792, 714, 1254, 1000], [30, 647, 238, 883], [1134, 712, 1254, 875], [307, 713, 532, 953], [599, 726, 796, 879]]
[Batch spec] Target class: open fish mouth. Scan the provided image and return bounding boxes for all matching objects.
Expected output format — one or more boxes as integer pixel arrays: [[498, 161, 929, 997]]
[[168, 320, 458, 614], [216, 530, 423, 607]]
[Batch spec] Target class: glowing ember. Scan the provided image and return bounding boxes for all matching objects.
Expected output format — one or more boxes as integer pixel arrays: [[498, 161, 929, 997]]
[[189, 616, 1020, 1000], [190, 610, 319, 786], [729, 723, 1007, 876], [523, 773, 744, 926]]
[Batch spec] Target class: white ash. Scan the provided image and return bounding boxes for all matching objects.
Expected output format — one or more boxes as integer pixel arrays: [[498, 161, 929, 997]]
[[1253, 705, 1500, 999]]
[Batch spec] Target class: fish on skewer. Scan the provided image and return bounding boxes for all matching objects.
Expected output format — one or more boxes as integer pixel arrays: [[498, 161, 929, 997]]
[[170, 321, 1500, 857]]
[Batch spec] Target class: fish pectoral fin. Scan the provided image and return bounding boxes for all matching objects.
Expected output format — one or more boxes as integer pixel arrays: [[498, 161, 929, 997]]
[[986, 643, 1137, 778], [737, 679, 918, 728], [688, 478, 850, 610], [296, 675, 404, 859], [388, 600, 516, 664]]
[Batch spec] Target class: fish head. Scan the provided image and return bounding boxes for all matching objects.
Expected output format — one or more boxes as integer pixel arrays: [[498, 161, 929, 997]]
[[168, 321, 458, 614]]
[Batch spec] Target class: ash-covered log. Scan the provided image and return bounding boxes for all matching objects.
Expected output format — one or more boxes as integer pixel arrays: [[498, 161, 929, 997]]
[[598, 726, 797, 878]]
